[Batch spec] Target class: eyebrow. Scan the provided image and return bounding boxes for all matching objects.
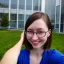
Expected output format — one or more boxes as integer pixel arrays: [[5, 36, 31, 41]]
[[27, 28, 45, 31]]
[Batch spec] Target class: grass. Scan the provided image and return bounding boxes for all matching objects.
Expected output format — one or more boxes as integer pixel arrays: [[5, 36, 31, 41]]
[[0, 30, 64, 60], [51, 32, 64, 53]]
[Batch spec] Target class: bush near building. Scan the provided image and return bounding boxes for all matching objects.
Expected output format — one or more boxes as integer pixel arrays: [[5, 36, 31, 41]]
[[1, 14, 9, 29]]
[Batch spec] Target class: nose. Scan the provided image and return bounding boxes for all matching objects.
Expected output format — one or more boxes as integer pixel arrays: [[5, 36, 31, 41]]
[[32, 33, 38, 40]]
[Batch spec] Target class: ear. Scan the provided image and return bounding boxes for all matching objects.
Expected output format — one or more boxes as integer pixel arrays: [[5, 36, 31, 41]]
[[47, 29, 51, 37]]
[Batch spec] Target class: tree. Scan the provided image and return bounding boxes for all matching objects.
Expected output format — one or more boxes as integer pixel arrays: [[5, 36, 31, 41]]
[[1, 14, 9, 28]]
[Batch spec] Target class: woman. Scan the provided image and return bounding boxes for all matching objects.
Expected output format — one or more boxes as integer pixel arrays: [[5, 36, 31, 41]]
[[1, 12, 64, 64]]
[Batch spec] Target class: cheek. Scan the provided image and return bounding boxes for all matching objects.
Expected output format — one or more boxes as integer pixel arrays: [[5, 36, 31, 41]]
[[26, 36, 32, 42], [40, 36, 48, 44]]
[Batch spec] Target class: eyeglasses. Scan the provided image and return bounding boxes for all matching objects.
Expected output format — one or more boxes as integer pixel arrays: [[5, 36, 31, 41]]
[[25, 30, 49, 38]]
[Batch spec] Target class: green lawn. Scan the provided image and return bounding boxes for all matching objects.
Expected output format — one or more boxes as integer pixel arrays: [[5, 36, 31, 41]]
[[0, 30, 64, 60]]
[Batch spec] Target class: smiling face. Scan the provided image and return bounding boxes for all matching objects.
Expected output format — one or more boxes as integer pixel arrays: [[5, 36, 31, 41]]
[[26, 18, 51, 49]]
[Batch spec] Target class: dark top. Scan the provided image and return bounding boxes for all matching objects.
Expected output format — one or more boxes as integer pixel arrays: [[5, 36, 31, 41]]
[[17, 49, 64, 64]]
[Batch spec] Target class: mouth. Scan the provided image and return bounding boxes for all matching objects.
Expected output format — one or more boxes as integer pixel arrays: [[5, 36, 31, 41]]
[[32, 41, 40, 46]]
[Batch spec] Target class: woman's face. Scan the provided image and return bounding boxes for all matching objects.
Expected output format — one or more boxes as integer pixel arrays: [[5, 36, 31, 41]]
[[26, 18, 51, 49]]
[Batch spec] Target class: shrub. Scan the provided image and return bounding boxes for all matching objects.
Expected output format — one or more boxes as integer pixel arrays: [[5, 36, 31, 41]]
[[1, 14, 9, 28]]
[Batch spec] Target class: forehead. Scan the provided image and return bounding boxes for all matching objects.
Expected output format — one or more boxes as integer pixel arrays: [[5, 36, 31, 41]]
[[27, 19, 48, 31]]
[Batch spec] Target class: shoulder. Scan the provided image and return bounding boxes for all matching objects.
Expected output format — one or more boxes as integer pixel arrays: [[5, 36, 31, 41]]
[[17, 49, 30, 64], [47, 49, 64, 58], [20, 48, 29, 54], [18, 48, 30, 58], [46, 49, 64, 64], [47, 49, 63, 56]]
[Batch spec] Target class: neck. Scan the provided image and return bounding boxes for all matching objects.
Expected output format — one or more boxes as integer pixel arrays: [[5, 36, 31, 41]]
[[30, 48, 44, 56]]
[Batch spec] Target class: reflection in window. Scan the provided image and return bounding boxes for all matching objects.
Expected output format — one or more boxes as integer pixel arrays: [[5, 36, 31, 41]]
[[39, 0, 41, 11], [52, 24, 54, 29], [18, 14, 24, 20], [25, 14, 30, 24], [0, 13, 2, 19], [10, 14, 17, 20], [56, 5, 60, 24], [0, 0, 9, 8], [56, 24, 59, 28], [51, 14, 55, 23], [18, 21, 24, 29], [26, 0, 32, 10], [10, 21, 17, 28], [19, 0, 25, 9], [60, 24, 63, 32], [33, 0, 38, 11], [11, 0, 17, 9], [26, 15, 30, 21], [61, 14, 64, 24]]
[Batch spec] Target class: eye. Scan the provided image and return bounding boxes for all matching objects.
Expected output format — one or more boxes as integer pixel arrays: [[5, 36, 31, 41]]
[[27, 31, 33, 33], [37, 31, 45, 34]]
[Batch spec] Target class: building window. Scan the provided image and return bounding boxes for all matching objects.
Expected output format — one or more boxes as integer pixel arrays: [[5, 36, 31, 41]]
[[33, 0, 38, 11], [10, 14, 17, 20], [10, 20, 17, 28], [18, 21, 24, 29], [18, 14, 24, 29], [18, 14, 24, 20], [0, 0, 9, 8], [56, 24, 59, 28], [26, 0, 32, 10], [56, 5, 60, 24], [11, 0, 17, 9], [19, 0, 25, 9], [25, 14, 30, 24], [39, 0, 41, 11], [26, 15, 30, 21], [60, 24, 63, 32]]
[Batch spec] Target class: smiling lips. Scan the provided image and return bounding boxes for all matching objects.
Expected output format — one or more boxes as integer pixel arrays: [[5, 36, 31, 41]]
[[32, 42, 39, 46]]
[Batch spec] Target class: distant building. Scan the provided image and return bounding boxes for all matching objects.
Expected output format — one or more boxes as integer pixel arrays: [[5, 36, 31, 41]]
[[45, 0, 64, 33], [0, 0, 42, 29], [0, 0, 64, 33], [45, 0, 56, 30], [55, 0, 64, 33]]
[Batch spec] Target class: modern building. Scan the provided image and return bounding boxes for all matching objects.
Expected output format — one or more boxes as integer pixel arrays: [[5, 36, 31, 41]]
[[55, 0, 64, 33], [45, 0, 56, 30], [0, 0, 42, 29], [45, 0, 64, 33], [0, 0, 64, 33]]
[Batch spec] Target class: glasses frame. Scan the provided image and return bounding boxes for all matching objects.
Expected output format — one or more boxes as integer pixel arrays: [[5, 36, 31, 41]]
[[25, 30, 49, 38]]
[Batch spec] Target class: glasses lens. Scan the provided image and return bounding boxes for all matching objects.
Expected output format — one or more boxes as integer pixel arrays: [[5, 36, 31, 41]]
[[26, 31, 46, 38], [37, 31, 46, 38], [26, 31, 33, 37]]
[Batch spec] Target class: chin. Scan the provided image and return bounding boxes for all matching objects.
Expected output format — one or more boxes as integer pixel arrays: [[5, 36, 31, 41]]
[[32, 45, 42, 49]]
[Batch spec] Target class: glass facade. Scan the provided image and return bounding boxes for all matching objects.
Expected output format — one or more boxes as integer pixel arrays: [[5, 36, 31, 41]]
[[18, 21, 24, 29], [10, 14, 17, 28], [39, 0, 41, 11], [55, 0, 60, 32], [11, 0, 17, 9], [45, 0, 56, 29], [10, 14, 17, 20], [45, 0, 64, 33], [18, 14, 24, 29], [56, 5, 60, 32], [0, 0, 9, 8], [33, 0, 38, 11], [26, 0, 32, 10], [55, 0, 64, 33], [61, 0, 64, 33], [0, 0, 64, 33], [0, 13, 2, 26], [10, 20, 17, 28], [19, 0, 25, 9], [0, 0, 41, 29]]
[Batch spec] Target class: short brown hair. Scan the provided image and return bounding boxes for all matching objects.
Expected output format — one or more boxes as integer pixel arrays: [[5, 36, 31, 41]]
[[23, 12, 52, 50]]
